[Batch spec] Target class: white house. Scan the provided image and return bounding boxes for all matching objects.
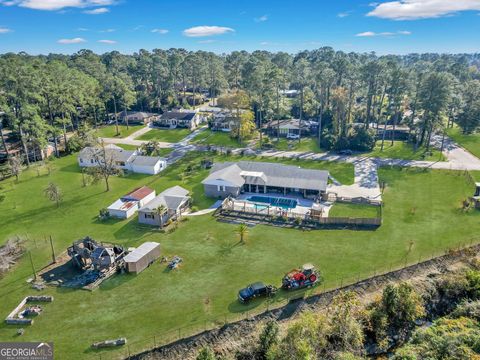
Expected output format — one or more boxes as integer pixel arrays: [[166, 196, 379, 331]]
[[78, 145, 167, 175], [153, 110, 203, 130], [107, 186, 156, 219]]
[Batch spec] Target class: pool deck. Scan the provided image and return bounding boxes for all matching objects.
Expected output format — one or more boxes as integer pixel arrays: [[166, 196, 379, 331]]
[[236, 192, 333, 217]]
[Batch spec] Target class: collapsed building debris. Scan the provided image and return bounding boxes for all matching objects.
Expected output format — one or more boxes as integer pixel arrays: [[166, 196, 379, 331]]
[[62, 236, 126, 290], [0, 236, 26, 275], [5, 296, 53, 325], [91, 338, 127, 349]]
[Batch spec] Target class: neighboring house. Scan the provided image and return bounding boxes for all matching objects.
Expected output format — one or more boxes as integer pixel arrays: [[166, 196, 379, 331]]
[[111, 111, 159, 125], [280, 89, 300, 98], [202, 161, 329, 199], [210, 110, 242, 132], [153, 110, 203, 130], [138, 186, 191, 227], [264, 119, 315, 138], [124, 242, 161, 274], [107, 186, 156, 219], [78, 144, 167, 175]]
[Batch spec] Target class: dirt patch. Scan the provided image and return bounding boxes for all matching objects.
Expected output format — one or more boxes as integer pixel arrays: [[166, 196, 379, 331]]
[[130, 246, 478, 360]]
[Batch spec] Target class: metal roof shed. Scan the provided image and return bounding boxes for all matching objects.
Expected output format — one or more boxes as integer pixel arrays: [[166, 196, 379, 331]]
[[124, 242, 161, 274]]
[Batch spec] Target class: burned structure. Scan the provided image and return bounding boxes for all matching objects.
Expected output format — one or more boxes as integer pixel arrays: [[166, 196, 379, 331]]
[[67, 237, 125, 271]]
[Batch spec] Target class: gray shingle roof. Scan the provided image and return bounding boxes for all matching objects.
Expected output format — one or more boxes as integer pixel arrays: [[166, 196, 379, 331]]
[[203, 161, 329, 192], [131, 155, 164, 167], [160, 111, 196, 121], [79, 146, 135, 163], [139, 186, 190, 212]]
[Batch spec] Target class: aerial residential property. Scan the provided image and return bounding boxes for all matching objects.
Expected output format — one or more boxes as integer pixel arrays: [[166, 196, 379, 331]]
[[153, 110, 203, 130], [113, 111, 160, 125], [78, 144, 167, 174], [138, 186, 191, 226], [202, 161, 329, 199], [107, 186, 156, 219], [2, 1, 480, 359]]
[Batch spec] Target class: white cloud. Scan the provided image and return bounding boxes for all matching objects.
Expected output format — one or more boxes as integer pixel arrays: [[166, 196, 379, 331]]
[[198, 39, 215, 44], [254, 14, 268, 22], [100, 28, 115, 32], [151, 28, 168, 34], [57, 37, 86, 44], [355, 31, 376, 37], [83, 6, 108, 14], [367, 0, 480, 20], [1, 0, 115, 11], [355, 30, 412, 37], [0, 27, 12, 33], [338, 11, 352, 18], [77, 27, 89, 31], [98, 39, 116, 44], [183, 25, 234, 37]]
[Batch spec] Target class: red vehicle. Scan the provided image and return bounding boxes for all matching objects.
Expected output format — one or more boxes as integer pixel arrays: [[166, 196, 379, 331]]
[[282, 264, 320, 290]]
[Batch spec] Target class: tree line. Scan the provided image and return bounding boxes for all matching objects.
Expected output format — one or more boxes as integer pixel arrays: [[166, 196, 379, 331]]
[[1, 48, 480, 164]]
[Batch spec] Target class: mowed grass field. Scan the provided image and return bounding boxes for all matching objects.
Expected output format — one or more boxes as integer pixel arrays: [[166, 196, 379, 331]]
[[0, 154, 479, 359], [136, 128, 191, 143], [96, 124, 143, 138], [193, 129, 242, 148], [366, 140, 445, 161], [447, 126, 480, 159]]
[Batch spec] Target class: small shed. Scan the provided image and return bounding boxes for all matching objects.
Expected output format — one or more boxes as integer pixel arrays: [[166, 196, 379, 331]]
[[124, 242, 161, 274]]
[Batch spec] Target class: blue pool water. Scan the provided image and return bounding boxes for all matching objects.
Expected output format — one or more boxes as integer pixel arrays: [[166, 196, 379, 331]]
[[247, 195, 298, 209]]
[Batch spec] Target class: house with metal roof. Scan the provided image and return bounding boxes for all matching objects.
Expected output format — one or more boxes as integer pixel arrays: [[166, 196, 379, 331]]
[[138, 186, 191, 227], [202, 161, 329, 199], [124, 242, 161, 274], [107, 186, 156, 219], [78, 144, 167, 175]]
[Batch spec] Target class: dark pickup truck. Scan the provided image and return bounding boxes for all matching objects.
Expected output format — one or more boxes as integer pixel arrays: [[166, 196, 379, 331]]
[[238, 282, 277, 303]]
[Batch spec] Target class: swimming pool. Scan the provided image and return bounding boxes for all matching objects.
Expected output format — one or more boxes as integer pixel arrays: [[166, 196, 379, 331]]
[[247, 195, 298, 209]]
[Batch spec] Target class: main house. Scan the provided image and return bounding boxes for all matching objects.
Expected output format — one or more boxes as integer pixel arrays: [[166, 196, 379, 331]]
[[107, 186, 156, 219], [138, 186, 191, 227], [78, 144, 167, 175], [153, 110, 203, 130], [202, 161, 329, 199]]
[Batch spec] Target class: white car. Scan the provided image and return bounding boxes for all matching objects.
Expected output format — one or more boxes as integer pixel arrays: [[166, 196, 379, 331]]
[[286, 133, 300, 140]]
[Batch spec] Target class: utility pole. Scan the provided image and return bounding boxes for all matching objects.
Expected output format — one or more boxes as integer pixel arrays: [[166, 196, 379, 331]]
[[49, 235, 56, 263], [28, 251, 37, 281]]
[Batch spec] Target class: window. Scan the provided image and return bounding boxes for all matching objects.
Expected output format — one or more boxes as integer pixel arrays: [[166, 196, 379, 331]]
[[217, 185, 226, 192], [80, 158, 83, 163], [144, 213, 155, 219]]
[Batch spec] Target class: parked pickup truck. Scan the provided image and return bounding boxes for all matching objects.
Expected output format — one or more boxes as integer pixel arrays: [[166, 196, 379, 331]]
[[238, 282, 277, 303]]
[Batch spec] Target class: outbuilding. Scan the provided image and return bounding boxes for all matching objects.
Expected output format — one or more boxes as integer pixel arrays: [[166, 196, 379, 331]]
[[124, 242, 161, 274]]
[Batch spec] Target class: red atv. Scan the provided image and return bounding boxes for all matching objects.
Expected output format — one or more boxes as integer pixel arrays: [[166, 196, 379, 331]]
[[282, 263, 320, 290]]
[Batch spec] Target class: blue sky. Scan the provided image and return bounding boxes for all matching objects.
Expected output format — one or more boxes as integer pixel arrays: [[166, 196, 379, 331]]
[[0, 0, 479, 54]]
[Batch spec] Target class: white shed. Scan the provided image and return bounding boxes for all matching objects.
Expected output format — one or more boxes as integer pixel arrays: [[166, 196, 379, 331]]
[[124, 242, 161, 274]]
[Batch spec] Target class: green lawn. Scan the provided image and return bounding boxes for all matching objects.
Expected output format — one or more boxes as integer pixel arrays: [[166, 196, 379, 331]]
[[0, 155, 478, 359], [137, 128, 191, 143], [264, 137, 323, 153], [447, 126, 480, 159], [329, 202, 381, 218], [193, 130, 242, 148], [366, 141, 445, 161], [96, 124, 143, 139], [115, 144, 139, 151]]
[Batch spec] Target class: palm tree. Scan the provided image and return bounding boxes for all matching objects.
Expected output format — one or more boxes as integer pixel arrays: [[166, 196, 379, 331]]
[[43, 182, 62, 208], [235, 223, 249, 244], [156, 205, 167, 228]]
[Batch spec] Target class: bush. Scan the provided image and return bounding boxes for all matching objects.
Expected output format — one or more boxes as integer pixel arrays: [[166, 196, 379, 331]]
[[98, 208, 110, 220]]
